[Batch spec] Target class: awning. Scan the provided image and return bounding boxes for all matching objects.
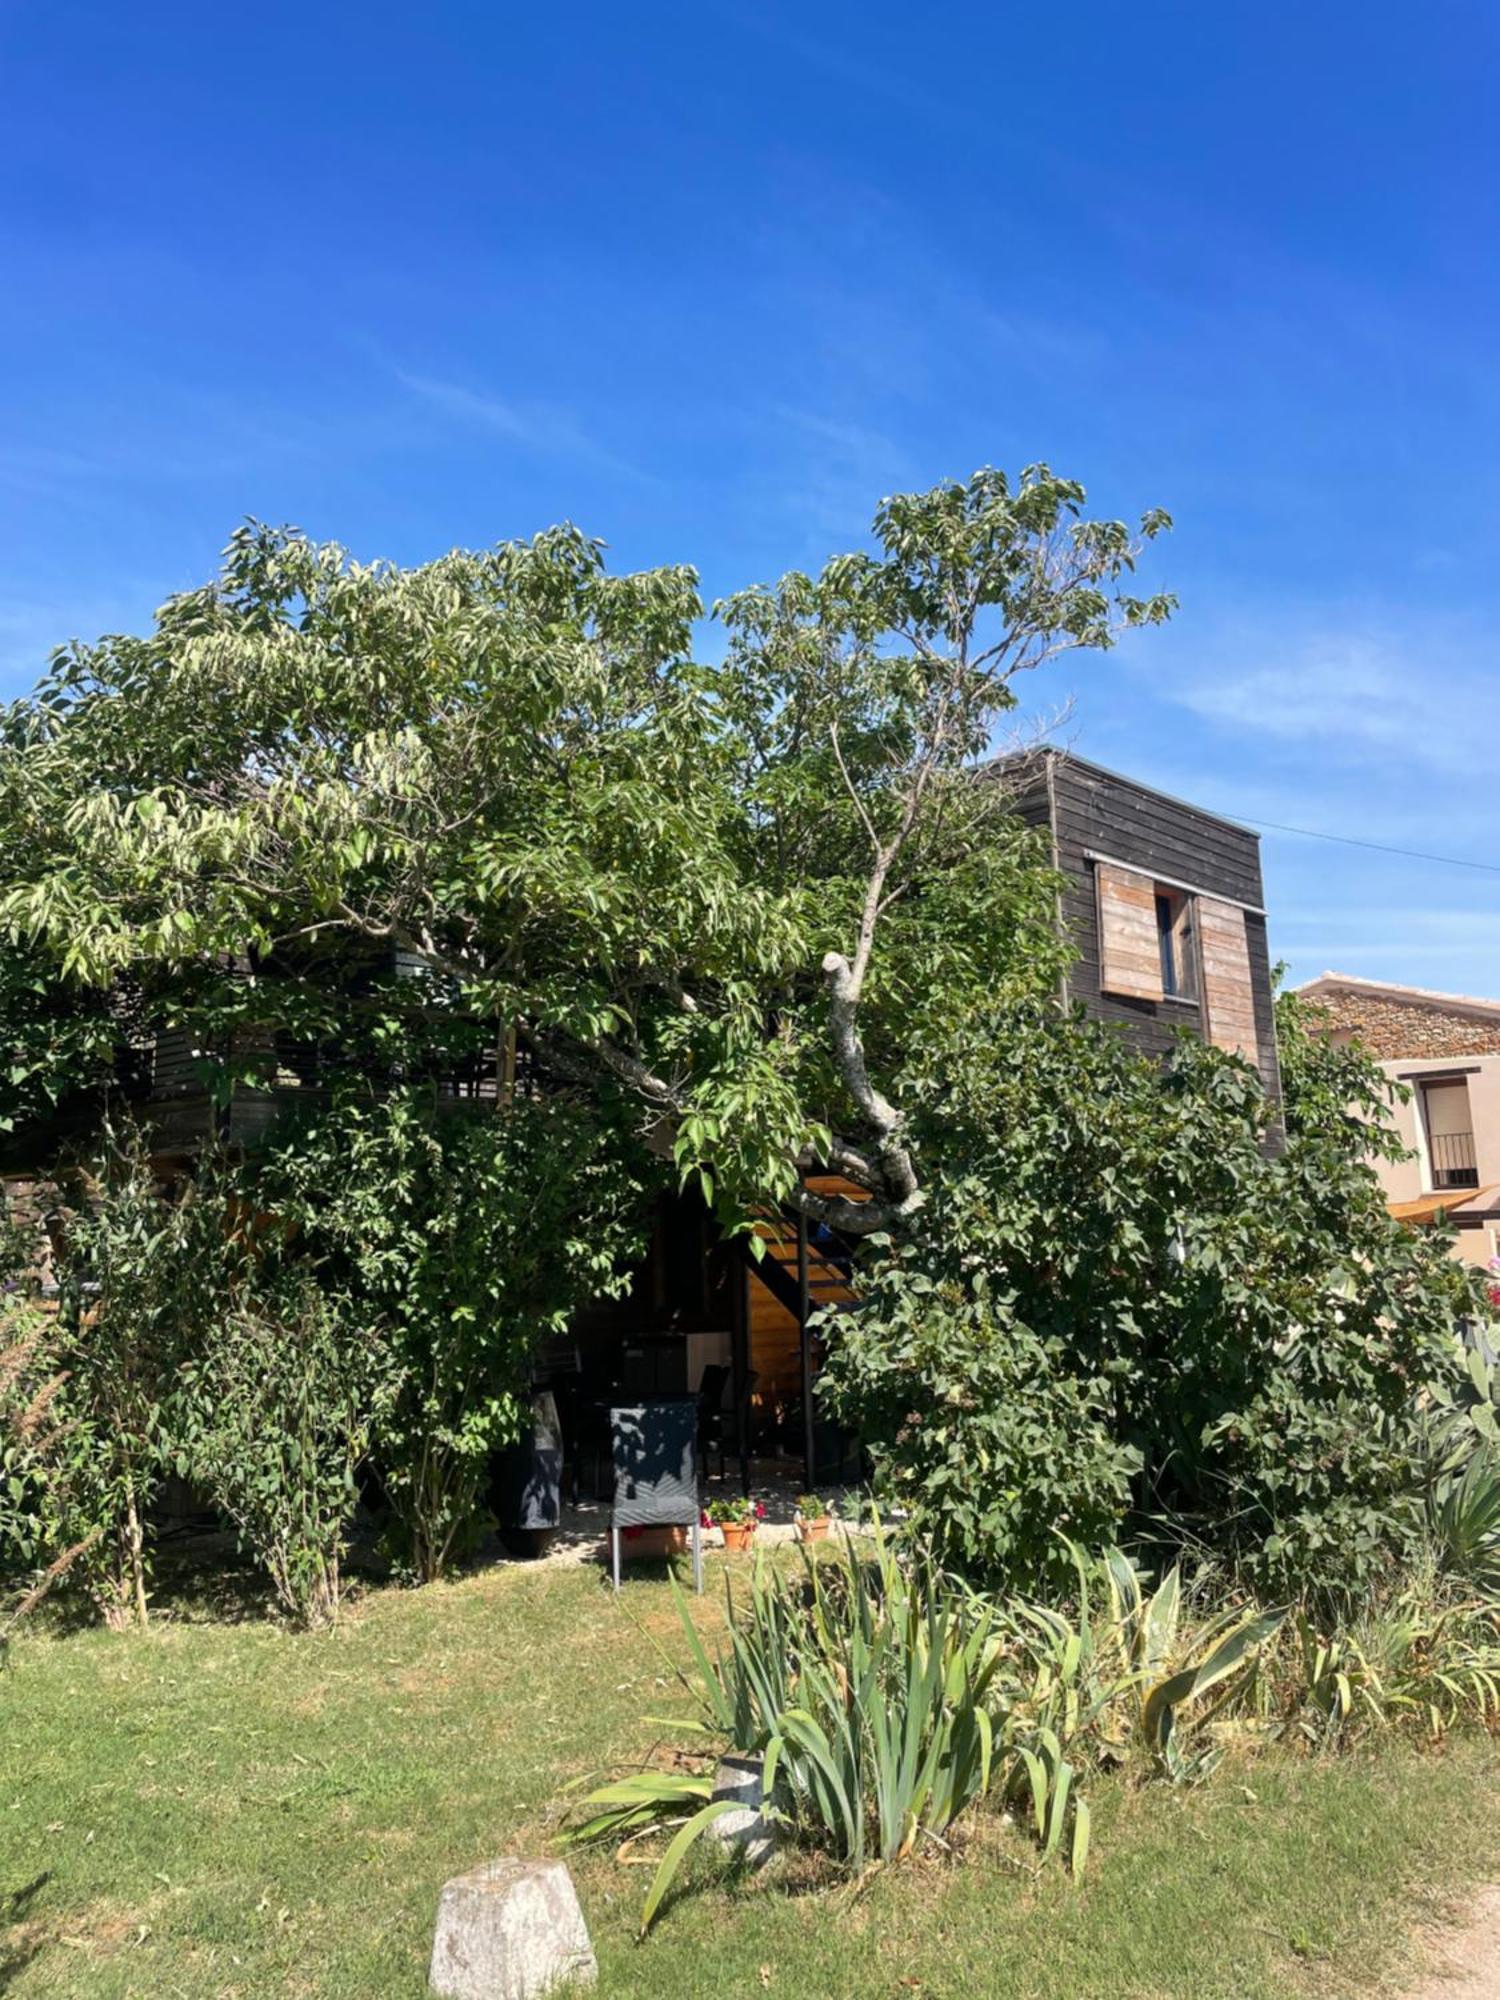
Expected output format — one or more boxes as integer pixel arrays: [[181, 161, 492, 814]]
[[1390, 1184, 1500, 1225]]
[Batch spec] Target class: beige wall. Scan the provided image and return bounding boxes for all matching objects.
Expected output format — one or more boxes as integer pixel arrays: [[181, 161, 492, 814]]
[[1372, 1052, 1500, 1270]]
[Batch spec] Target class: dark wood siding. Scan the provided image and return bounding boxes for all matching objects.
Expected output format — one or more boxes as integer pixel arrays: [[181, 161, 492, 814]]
[[1006, 750, 1281, 1103]]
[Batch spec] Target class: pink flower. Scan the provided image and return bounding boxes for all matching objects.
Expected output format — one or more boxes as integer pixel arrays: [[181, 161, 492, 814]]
[[754, 1500, 767, 1520]]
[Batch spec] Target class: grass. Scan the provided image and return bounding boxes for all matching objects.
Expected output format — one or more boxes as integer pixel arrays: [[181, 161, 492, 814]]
[[4, 1552, 1500, 1998]]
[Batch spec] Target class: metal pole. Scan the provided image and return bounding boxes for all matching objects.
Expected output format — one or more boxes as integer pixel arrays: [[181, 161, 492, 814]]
[[735, 1253, 752, 1497], [797, 1205, 815, 1493]]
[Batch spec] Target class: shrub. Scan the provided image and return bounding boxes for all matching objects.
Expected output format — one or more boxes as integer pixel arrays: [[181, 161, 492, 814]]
[[820, 995, 1485, 1602], [180, 1283, 390, 1627], [0, 1293, 100, 1653], [20, 1127, 226, 1627], [254, 1089, 652, 1582], [820, 1269, 1137, 1587]]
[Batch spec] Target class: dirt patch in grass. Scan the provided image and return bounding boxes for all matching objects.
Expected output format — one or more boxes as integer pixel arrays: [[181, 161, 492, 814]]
[[1402, 1884, 1500, 1998]]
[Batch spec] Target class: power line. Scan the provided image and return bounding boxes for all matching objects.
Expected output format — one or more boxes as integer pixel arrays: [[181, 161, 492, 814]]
[[1239, 814, 1500, 878]]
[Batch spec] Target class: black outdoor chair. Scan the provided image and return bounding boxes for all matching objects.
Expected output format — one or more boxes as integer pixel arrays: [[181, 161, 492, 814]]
[[609, 1398, 703, 1593]]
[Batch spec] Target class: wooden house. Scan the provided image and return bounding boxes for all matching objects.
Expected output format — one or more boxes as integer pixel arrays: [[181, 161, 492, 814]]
[[1004, 748, 1282, 1102], [2, 753, 1282, 1493]]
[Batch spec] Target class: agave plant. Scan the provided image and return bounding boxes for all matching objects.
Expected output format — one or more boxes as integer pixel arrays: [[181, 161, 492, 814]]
[[1100, 1551, 1285, 1781]]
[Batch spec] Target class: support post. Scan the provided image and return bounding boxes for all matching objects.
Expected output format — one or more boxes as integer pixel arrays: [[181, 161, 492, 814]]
[[798, 1205, 815, 1494], [734, 1252, 752, 1497]]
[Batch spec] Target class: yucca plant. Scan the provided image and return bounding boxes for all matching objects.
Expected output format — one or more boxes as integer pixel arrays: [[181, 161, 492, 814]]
[[1430, 1450, 1500, 1593], [1422, 1342, 1500, 1592]]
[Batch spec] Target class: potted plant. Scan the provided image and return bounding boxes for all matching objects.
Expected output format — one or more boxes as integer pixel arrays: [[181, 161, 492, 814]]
[[793, 1494, 833, 1542], [704, 1496, 764, 1551]]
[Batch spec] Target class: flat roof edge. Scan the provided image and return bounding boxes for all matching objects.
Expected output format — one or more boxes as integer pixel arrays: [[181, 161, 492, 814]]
[[989, 744, 1261, 842]]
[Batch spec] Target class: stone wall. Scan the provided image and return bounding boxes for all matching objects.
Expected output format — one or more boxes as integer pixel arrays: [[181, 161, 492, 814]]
[[1312, 990, 1500, 1061]]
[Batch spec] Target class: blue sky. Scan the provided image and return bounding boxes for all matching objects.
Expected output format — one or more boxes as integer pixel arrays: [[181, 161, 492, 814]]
[[2, 0, 1497, 993]]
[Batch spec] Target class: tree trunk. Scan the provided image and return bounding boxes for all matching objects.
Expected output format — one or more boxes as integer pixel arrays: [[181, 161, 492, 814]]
[[124, 1478, 149, 1629]]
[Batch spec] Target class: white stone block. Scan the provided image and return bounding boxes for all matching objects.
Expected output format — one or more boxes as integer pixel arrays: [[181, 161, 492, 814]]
[[707, 1754, 777, 1868], [429, 1857, 597, 1999]]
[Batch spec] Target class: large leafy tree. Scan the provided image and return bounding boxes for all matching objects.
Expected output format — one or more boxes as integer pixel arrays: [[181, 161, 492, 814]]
[[0, 469, 1172, 1227]]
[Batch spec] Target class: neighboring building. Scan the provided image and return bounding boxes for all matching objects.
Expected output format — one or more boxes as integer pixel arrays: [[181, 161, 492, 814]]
[[1297, 971, 1500, 1270], [1006, 749, 1282, 1102]]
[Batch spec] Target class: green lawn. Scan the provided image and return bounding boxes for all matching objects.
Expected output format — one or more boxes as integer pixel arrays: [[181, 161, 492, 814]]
[[4, 1553, 1499, 1998]]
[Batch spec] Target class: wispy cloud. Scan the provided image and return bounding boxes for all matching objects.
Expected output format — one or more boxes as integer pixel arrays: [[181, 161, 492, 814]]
[[1148, 616, 1500, 784], [1272, 905, 1500, 979], [704, 4, 956, 126], [391, 368, 647, 481], [760, 405, 914, 546]]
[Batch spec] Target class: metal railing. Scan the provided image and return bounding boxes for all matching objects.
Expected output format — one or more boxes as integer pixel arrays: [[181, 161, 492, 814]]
[[1430, 1128, 1480, 1190]]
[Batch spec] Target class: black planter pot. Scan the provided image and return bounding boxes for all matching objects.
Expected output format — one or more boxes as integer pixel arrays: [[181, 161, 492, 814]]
[[493, 1390, 563, 1560]]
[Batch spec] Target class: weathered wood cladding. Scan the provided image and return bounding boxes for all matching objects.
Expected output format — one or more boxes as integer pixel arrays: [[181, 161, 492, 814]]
[[1096, 861, 1165, 1002], [1004, 750, 1281, 1103]]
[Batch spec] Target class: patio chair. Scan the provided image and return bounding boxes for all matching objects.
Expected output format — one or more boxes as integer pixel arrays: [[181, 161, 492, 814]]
[[609, 1398, 703, 1593]]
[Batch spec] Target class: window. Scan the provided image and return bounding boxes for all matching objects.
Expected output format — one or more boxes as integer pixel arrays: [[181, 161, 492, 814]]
[[1096, 861, 1255, 1059], [1154, 890, 1195, 1001], [1098, 864, 1197, 1004], [1422, 1078, 1479, 1190]]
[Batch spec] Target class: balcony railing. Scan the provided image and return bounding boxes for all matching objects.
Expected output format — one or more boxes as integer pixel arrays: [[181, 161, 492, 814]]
[[1430, 1129, 1480, 1190]]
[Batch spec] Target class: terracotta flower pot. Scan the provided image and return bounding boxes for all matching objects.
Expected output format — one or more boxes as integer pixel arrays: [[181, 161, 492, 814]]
[[795, 1516, 830, 1543], [719, 1520, 756, 1552], [630, 1525, 689, 1559], [601, 1524, 690, 1565]]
